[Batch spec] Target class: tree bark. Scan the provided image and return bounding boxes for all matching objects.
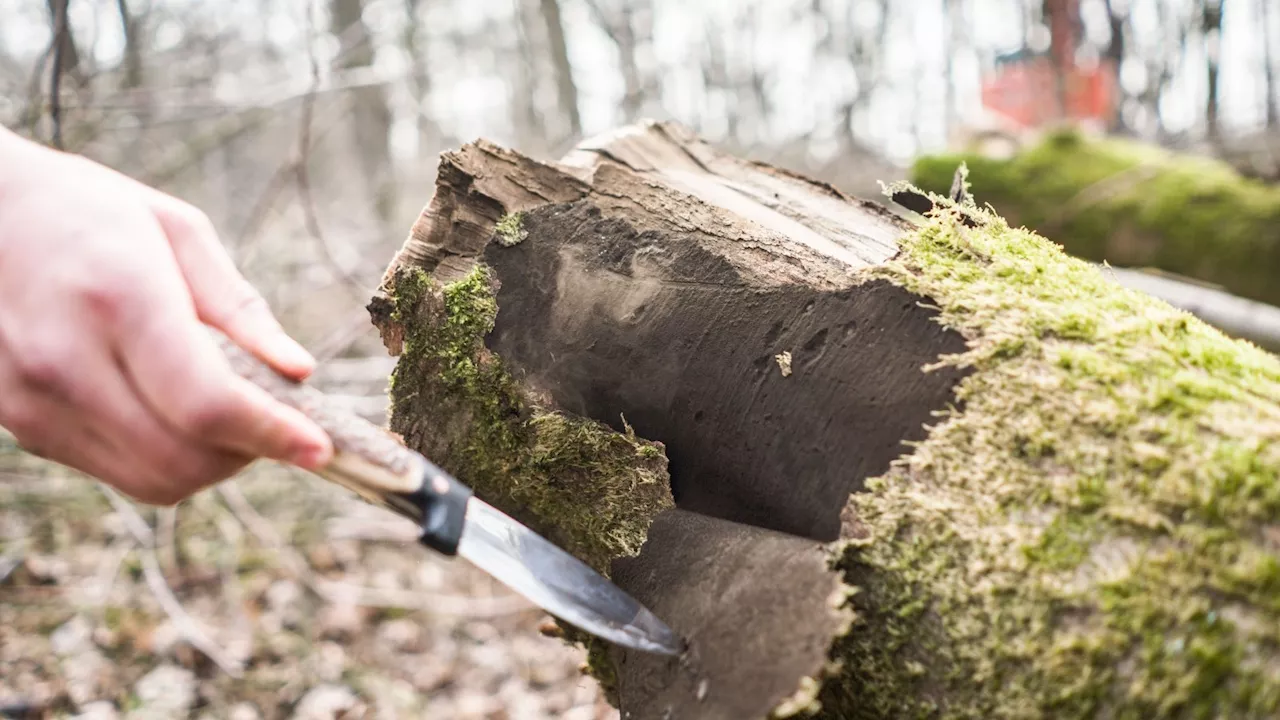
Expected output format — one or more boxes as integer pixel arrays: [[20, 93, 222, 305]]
[[367, 120, 1280, 719]]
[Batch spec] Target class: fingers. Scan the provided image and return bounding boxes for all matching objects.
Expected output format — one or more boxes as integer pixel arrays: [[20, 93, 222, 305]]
[[0, 324, 254, 505], [145, 191, 316, 382], [114, 299, 334, 472], [74, 344, 256, 504]]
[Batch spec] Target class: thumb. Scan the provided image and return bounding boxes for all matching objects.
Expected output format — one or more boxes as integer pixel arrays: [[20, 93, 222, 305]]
[[145, 192, 317, 381]]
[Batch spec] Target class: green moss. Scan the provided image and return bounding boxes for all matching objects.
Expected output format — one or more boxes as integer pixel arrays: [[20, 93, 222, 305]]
[[910, 129, 1280, 306], [817, 189, 1280, 719], [384, 263, 673, 576], [494, 212, 528, 247], [578, 631, 621, 705]]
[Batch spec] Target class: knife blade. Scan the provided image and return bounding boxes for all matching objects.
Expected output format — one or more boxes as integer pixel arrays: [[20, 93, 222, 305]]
[[210, 328, 683, 657]]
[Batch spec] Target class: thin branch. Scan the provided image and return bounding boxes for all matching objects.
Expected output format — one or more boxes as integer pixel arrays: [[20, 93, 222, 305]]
[[308, 311, 386, 363], [47, 0, 70, 148], [1041, 163, 1161, 235], [157, 505, 178, 578], [297, 3, 371, 294], [87, 536, 135, 607], [0, 538, 27, 584], [233, 101, 345, 264], [100, 486, 243, 676]]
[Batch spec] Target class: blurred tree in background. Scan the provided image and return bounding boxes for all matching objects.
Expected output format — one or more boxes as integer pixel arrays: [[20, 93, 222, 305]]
[[1, 0, 1277, 354]]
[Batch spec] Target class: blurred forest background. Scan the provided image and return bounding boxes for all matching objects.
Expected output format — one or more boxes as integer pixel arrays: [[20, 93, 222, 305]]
[[1, 0, 1279, 718]]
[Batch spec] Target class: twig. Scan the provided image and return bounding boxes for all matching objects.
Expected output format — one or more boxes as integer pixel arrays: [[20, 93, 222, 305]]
[[297, 2, 371, 295], [139, 551, 243, 674], [0, 538, 27, 584], [1041, 163, 1161, 236], [233, 103, 346, 258], [213, 507, 255, 663], [308, 312, 388, 364], [142, 110, 273, 188], [99, 486, 243, 676], [217, 482, 287, 548], [86, 536, 135, 607], [157, 505, 178, 578]]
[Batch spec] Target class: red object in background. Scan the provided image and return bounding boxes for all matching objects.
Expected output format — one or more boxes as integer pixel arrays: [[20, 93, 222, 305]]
[[980, 56, 1118, 130], [981, 0, 1117, 130]]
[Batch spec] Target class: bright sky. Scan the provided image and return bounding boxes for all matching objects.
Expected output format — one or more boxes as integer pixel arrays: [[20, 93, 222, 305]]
[[0, 0, 1274, 162]]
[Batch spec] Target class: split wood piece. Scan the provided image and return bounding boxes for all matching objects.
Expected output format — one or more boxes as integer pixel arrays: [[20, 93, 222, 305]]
[[369, 120, 1280, 719], [606, 508, 851, 720]]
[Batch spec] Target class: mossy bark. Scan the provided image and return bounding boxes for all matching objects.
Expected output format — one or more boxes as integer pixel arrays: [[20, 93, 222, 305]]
[[910, 129, 1280, 308], [369, 121, 1280, 719]]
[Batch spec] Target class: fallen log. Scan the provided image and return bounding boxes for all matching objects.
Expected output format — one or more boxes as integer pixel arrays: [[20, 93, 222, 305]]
[[366, 120, 1280, 719], [911, 128, 1280, 309]]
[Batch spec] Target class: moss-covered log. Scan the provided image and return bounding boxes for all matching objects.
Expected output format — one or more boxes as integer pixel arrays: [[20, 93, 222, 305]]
[[367, 121, 1280, 719], [911, 129, 1280, 308]]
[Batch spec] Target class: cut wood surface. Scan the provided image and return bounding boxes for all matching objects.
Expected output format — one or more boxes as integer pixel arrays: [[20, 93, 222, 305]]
[[367, 120, 1280, 719]]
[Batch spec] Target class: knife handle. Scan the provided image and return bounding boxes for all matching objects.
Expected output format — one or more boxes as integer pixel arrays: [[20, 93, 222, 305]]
[[210, 328, 472, 555]]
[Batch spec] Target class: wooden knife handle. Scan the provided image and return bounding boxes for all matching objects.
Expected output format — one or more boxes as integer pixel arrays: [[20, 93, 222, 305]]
[[211, 328, 474, 555], [209, 328, 424, 497]]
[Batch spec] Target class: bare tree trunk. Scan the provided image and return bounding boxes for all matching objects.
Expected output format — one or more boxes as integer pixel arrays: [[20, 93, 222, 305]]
[[584, 0, 653, 122], [330, 0, 395, 223], [46, 0, 79, 80], [1203, 0, 1223, 142], [403, 0, 431, 153], [943, 0, 964, 137], [1043, 0, 1080, 120], [115, 0, 144, 90], [45, 0, 79, 148], [1102, 0, 1128, 132], [843, 0, 886, 149], [1144, 0, 1179, 139], [514, 0, 548, 148], [538, 0, 581, 141], [1263, 0, 1277, 128]]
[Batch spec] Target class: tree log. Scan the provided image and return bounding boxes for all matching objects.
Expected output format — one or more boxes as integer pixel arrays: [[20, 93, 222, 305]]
[[911, 129, 1280, 309], [367, 121, 1280, 719]]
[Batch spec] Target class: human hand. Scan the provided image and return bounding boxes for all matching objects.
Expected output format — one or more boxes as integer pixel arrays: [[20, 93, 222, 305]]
[[0, 128, 333, 504]]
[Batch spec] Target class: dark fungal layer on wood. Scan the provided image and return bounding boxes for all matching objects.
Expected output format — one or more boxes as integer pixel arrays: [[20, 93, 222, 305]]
[[481, 198, 968, 542], [370, 120, 971, 719], [606, 509, 851, 720]]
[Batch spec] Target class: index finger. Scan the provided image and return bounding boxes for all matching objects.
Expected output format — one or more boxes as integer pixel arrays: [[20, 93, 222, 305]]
[[116, 297, 334, 470]]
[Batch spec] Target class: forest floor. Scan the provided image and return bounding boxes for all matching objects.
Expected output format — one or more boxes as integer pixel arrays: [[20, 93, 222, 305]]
[[0, 429, 617, 720]]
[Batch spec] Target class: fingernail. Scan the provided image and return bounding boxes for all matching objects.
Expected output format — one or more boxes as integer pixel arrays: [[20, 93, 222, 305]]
[[291, 437, 333, 469], [271, 333, 316, 374]]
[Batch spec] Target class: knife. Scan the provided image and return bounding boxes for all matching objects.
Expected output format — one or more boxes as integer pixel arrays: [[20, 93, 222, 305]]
[[211, 329, 683, 657]]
